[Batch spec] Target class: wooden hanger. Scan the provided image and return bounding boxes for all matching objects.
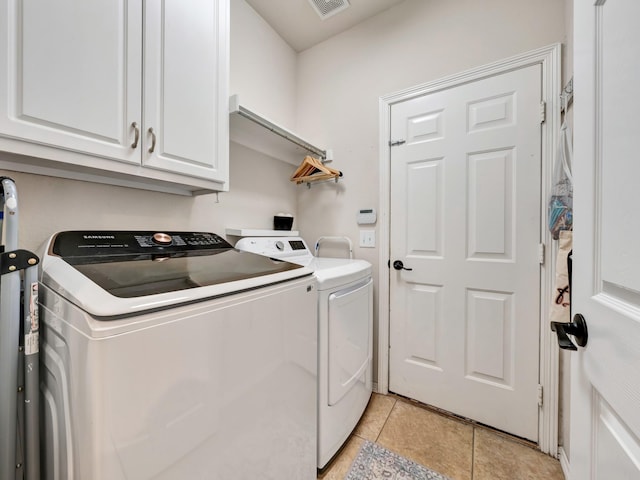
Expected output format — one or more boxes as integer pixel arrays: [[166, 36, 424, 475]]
[[290, 156, 341, 184]]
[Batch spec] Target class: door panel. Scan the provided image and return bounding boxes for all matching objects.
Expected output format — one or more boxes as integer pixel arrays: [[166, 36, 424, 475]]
[[467, 92, 515, 132], [465, 289, 513, 387], [389, 65, 541, 441], [571, 1, 640, 478], [404, 284, 442, 369], [467, 148, 513, 258], [406, 159, 443, 256], [594, 398, 640, 479]]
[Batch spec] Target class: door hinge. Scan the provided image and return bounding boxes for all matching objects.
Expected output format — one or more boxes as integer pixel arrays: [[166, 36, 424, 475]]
[[540, 101, 546, 124], [389, 139, 406, 147], [537, 384, 544, 407], [538, 243, 545, 264]]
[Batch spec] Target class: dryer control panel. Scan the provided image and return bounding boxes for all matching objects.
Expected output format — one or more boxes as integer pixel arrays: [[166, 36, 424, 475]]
[[235, 237, 312, 261]]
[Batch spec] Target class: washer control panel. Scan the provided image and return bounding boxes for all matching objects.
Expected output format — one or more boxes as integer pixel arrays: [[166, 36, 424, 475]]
[[52, 231, 231, 258]]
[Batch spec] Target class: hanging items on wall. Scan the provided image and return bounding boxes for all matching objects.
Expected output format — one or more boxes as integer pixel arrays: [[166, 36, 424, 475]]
[[548, 120, 573, 240], [551, 231, 573, 322], [560, 77, 573, 114], [548, 119, 576, 350], [290, 155, 342, 187], [549, 231, 580, 350]]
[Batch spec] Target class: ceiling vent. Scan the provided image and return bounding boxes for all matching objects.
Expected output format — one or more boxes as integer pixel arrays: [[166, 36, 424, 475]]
[[307, 0, 350, 20]]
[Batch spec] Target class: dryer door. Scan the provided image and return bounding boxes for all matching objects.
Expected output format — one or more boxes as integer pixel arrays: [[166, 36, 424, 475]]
[[328, 278, 373, 406]]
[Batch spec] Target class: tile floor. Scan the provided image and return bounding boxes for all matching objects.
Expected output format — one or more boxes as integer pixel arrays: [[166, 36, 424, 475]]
[[318, 393, 565, 480]]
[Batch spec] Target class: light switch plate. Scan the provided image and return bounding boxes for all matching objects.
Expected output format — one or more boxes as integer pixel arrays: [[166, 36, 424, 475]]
[[359, 230, 375, 248]]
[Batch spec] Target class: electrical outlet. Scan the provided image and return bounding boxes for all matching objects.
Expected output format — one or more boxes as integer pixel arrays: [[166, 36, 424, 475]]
[[359, 230, 375, 248]]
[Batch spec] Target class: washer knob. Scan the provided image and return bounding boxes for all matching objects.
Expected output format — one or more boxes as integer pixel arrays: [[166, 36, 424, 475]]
[[152, 233, 172, 245], [275, 241, 285, 251]]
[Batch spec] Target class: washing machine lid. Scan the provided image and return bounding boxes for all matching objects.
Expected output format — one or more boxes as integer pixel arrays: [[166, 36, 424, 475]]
[[40, 231, 312, 318]]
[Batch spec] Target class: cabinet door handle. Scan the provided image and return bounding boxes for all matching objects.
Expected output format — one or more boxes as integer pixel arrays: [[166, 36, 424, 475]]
[[148, 127, 156, 153], [131, 122, 140, 148]]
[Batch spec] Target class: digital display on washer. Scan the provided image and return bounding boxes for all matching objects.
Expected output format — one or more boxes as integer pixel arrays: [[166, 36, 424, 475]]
[[288, 240, 306, 250], [50, 231, 307, 298]]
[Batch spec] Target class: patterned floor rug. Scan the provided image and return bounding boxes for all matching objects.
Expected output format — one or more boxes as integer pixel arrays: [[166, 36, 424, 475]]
[[345, 440, 451, 480]]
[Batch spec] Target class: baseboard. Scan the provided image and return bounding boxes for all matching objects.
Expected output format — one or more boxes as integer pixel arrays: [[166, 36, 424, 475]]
[[558, 446, 570, 479]]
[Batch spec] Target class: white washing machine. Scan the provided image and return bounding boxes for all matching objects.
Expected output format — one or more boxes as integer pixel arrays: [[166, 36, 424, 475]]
[[38, 230, 318, 480], [234, 236, 373, 469]]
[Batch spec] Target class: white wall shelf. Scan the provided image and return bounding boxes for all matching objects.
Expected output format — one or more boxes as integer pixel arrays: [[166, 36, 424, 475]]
[[229, 94, 330, 166]]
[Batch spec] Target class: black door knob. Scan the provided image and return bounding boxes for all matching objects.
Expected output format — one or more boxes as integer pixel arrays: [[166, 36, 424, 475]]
[[393, 260, 412, 271], [551, 313, 588, 350]]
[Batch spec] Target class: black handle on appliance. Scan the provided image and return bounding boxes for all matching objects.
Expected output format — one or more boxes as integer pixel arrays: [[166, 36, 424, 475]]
[[392, 260, 412, 271], [551, 313, 588, 351]]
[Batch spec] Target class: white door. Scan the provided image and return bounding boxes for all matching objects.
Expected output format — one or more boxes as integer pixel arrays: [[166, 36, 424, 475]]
[[0, 0, 141, 163], [389, 65, 542, 441], [143, 0, 228, 183], [570, 1, 640, 478]]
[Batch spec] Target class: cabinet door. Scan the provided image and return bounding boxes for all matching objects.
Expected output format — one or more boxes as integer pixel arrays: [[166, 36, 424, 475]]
[[0, 0, 142, 164], [143, 0, 229, 185]]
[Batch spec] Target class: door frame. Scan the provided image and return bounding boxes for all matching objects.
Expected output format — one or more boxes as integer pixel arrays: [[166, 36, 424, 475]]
[[377, 43, 561, 455]]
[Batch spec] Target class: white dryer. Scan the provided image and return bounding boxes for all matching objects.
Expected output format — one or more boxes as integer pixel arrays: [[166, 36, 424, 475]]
[[234, 236, 373, 469], [38, 231, 318, 480]]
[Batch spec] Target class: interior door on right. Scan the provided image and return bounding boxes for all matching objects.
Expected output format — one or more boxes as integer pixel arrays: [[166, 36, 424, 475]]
[[389, 64, 542, 441], [570, 1, 640, 478]]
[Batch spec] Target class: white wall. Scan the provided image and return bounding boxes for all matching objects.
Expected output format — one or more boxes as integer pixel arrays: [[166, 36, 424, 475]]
[[3, 142, 296, 253], [1, 0, 299, 253], [230, 0, 297, 128], [294, 0, 567, 380]]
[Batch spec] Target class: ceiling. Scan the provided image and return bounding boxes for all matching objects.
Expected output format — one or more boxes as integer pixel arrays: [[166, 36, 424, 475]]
[[245, 0, 406, 52]]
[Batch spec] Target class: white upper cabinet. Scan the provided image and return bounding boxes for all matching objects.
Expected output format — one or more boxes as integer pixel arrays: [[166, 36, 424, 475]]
[[0, 0, 142, 163], [143, 1, 227, 182], [0, 0, 229, 194]]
